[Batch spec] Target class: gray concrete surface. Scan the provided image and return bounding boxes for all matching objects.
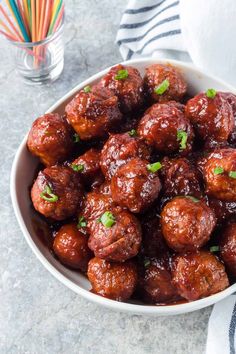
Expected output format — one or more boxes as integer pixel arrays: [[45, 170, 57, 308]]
[[0, 1, 211, 353]]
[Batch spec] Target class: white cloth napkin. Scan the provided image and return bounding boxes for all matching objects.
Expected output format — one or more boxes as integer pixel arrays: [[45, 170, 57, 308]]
[[116, 0, 236, 86], [116, 1, 236, 353]]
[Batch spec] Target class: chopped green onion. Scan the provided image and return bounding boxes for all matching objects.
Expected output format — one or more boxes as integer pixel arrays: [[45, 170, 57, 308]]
[[128, 129, 137, 137], [210, 245, 220, 253], [73, 133, 80, 143], [99, 211, 116, 228], [84, 85, 91, 93], [214, 167, 224, 175], [229, 171, 236, 179], [71, 164, 84, 172], [40, 185, 58, 202], [147, 162, 162, 173], [114, 69, 129, 80], [185, 196, 199, 203], [77, 216, 87, 228], [177, 130, 188, 150], [206, 88, 217, 99], [154, 79, 169, 95], [144, 258, 151, 268]]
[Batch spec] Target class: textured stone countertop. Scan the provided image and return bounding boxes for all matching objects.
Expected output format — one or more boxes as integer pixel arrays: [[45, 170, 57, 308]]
[[0, 1, 211, 353]]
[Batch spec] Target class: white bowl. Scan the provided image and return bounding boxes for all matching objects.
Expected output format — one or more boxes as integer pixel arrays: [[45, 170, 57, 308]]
[[10, 58, 236, 316]]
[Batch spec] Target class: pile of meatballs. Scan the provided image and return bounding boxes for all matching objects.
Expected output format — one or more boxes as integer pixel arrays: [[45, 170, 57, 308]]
[[27, 63, 236, 305]]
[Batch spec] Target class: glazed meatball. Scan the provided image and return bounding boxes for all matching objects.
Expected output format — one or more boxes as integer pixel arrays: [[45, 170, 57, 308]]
[[141, 209, 168, 258], [200, 148, 236, 201], [139, 256, 178, 304], [88, 257, 138, 301], [83, 191, 114, 223], [31, 166, 84, 220], [88, 208, 142, 262], [144, 64, 187, 103], [172, 251, 229, 301], [99, 64, 144, 113], [100, 132, 151, 180], [161, 157, 202, 198], [185, 91, 234, 142], [71, 148, 104, 188], [220, 92, 236, 144], [220, 223, 236, 276], [206, 197, 236, 224], [27, 113, 73, 166], [161, 196, 216, 252], [138, 102, 194, 154], [65, 87, 122, 140], [53, 223, 92, 271], [111, 158, 161, 213]]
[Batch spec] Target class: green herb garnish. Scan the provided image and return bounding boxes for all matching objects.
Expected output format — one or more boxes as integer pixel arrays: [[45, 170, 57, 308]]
[[185, 196, 199, 203], [214, 167, 224, 175], [128, 129, 137, 137], [206, 88, 217, 99], [154, 79, 169, 95], [77, 216, 87, 228], [40, 185, 58, 202], [177, 130, 188, 150], [144, 258, 151, 268], [84, 85, 91, 93], [71, 164, 84, 172], [210, 245, 220, 253], [114, 69, 129, 80], [99, 211, 116, 228], [73, 133, 80, 143], [229, 171, 236, 179], [147, 162, 162, 173]]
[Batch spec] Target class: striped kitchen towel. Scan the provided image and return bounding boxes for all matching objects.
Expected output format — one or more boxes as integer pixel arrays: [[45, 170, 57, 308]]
[[206, 295, 236, 354], [116, 0, 188, 61]]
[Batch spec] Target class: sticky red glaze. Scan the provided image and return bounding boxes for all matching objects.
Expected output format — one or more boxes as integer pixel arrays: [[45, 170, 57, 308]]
[[31, 166, 84, 220], [161, 196, 216, 252], [161, 157, 202, 198], [185, 92, 234, 142], [200, 148, 236, 201], [53, 223, 92, 271], [65, 87, 122, 140], [88, 208, 142, 262], [27, 113, 73, 166], [100, 132, 151, 180], [220, 223, 236, 276], [99, 64, 144, 113], [139, 255, 179, 303], [87, 257, 138, 301], [144, 64, 187, 103], [111, 157, 161, 213], [172, 251, 229, 301], [138, 101, 194, 154], [72, 148, 104, 187]]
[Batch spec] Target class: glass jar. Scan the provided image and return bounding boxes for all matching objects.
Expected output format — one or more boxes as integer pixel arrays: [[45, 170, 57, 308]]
[[9, 18, 64, 85]]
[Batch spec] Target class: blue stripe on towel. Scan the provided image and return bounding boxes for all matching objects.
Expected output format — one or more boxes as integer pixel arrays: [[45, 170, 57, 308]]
[[229, 301, 236, 354], [124, 0, 166, 14], [119, 1, 179, 29], [136, 29, 181, 54]]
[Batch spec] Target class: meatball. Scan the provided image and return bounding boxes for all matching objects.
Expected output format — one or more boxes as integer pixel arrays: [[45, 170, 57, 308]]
[[144, 64, 187, 103], [100, 132, 151, 180], [161, 157, 202, 198], [220, 92, 236, 144], [141, 209, 168, 258], [220, 223, 236, 276], [65, 87, 122, 140], [88, 208, 142, 262], [53, 223, 92, 271], [172, 251, 229, 301], [139, 256, 178, 304], [83, 191, 114, 223], [206, 197, 236, 224], [88, 257, 138, 301], [161, 196, 216, 252], [99, 64, 144, 113], [27, 113, 73, 166], [138, 102, 194, 154], [185, 92, 234, 142], [111, 157, 161, 213], [31, 166, 84, 220], [200, 148, 236, 201], [71, 148, 104, 188]]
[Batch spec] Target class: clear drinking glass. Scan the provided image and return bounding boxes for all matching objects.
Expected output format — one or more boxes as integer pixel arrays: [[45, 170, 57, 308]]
[[9, 18, 64, 85]]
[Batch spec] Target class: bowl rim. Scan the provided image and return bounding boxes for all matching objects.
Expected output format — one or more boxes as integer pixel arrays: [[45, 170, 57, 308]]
[[10, 57, 236, 315]]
